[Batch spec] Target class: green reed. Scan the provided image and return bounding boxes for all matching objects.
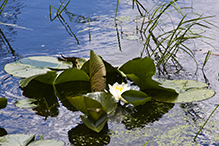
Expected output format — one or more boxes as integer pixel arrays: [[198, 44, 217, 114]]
[[130, 0, 215, 73], [0, 0, 8, 15]]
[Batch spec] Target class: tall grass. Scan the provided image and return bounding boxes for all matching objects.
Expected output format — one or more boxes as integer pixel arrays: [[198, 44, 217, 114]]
[[130, 0, 215, 74]]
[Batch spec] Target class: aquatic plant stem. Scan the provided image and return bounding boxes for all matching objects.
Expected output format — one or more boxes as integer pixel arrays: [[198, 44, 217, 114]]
[[194, 104, 219, 141], [115, 0, 119, 20]]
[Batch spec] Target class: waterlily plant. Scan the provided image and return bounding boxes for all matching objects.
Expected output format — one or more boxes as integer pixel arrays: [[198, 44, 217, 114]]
[[3, 50, 215, 133]]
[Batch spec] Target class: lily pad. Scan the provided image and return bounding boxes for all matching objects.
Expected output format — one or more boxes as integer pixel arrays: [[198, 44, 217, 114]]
[[84, 92, 117, 114], [119, 57, 156, 90], [67, 95, 107, 121], [28, 139, 65, 146], [0, 97, 7, 109], [4, 56, 72, 78], [0, 133, 35, 146], [151, 79, 215, 103], [67, 95, 109, 132], [80, 114, 108, 133], [54, 68, 90, 84], [19, 71, 57, 88], [122, 90, 151, 107], [15, 98, 38, 109]]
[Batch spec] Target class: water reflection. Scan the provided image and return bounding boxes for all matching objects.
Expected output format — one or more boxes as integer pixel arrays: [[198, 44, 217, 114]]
[[0, 0, 24, 59], [68, 123, 110, 146], [0, 127, 7, 136], [0, 29, 15, 56], [110, 101, 174, 130], [22, 80, 59, 119]]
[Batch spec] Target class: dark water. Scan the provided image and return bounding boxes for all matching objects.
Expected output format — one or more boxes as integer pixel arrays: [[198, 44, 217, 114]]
[[1, 0, 219, 145]]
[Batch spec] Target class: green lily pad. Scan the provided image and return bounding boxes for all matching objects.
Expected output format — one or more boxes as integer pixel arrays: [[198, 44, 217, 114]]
[[0, 97, 7, 109], [80, 115, 108, 133], [0, 133, 35, 146], [67, 95, 107, 121], [122, 90, 151, 107], [15, 98, 38, 109], [119, 57, 156, 90], [67, 95, 109, 132], [4, 56, 72, 78], [84, 92, 117, 114], [54, 68, 90, 84], [19, 71, 57, 88], [151, 79, 215, 103], [28, 139, 65, 146]]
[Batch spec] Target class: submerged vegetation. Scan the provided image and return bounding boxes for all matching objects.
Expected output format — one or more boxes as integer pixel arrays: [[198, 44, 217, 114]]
[[0, 0, 218, 145]]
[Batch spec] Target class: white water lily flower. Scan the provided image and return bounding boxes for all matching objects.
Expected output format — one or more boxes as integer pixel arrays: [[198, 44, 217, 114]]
[[108, 82, 130, 103]]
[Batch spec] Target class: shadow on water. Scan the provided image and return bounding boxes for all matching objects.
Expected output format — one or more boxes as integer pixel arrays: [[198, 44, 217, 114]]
[[68, 124, 110, 146], [111, 100, 174, 130], [19, 76, 174, 145], [0, 127, 7, 137], [21, 80, 60, 119]]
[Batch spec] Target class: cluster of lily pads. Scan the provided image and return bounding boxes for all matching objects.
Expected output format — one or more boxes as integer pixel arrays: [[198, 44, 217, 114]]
[[3, 50, 215, 133]]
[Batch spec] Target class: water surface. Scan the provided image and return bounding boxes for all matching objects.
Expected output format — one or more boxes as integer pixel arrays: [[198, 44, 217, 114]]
[[1, 0, 219, 145]]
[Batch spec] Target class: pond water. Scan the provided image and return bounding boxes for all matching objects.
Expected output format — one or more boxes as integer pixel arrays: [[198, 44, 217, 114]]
[[1, 0, 219, 145]]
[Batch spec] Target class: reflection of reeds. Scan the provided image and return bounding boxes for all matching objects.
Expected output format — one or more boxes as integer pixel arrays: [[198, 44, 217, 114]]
[[0, 0, 8, 15], [49, 0, 79, 44], [0, 29, 15, 56]]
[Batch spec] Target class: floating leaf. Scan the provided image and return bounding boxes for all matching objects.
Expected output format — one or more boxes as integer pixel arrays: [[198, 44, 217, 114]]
[[54, 68, 90, 84], [119, 57, 177, 94], [0, 97, 7, 109], [28, 139, 65, 146], [80, 114, 108, 133], [15, 98, 38, 109], [67, 95, 109, 132], [4, 56, 72, 78], [90, 50, 106, 92], [154, 79, 208, 93], [119, 57, 156, 90], [67, 95, 107, 121], [19, 71, 57, 88], [0, 134, 35, 146], [84, 92, 117, 114], [151, 79, 215, 103], [54, 81, 91, 111], [122, 90, 151, 107]]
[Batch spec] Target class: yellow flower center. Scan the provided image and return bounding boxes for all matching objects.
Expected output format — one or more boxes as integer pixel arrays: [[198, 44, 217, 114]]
[[115, 86, 124, 92]]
